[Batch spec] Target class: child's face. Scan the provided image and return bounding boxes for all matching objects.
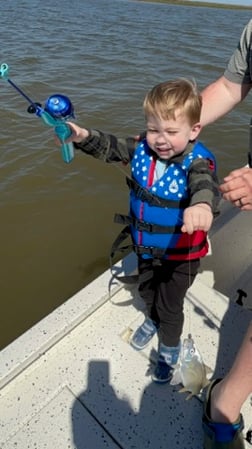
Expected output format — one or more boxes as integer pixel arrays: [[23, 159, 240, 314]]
[[146, 111, 201, 160]]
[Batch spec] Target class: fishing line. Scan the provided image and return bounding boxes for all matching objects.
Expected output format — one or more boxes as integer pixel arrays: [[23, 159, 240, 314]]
[[187, 236, 193, 337]]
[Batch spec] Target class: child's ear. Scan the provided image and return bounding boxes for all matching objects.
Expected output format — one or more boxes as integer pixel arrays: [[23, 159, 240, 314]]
[[190, 122, 201, 140]]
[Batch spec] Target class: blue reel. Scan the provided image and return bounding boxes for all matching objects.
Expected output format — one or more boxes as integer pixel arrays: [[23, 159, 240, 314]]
[[43, 94, 75, 163], [22, 93, 75, 164], [44, 94, 74, 120]]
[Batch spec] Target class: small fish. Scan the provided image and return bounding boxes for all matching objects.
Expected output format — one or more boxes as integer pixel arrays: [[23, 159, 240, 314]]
[[170, 333, 211, 400]]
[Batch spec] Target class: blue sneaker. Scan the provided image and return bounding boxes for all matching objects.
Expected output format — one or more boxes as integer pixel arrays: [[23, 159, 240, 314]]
[[152, 342, 180, 384], [130, 317, 159, 350]]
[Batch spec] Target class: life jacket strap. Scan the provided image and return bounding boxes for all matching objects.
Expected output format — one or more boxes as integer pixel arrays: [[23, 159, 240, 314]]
[[109, 224, 207, 284], [134, 240, 207, 257], [114, 213, 181, 234], [110, 225, 138, 284], [126, 176, 188, 208], [109, 225, 160, 284]]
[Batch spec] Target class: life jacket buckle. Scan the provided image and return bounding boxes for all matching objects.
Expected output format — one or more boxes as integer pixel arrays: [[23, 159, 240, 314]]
[[134, 219, 153, 233]]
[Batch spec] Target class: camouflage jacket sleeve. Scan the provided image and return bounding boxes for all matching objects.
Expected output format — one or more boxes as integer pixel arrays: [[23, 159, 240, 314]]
[[74, 129, 136, 164], [188, 157, 220, 216]]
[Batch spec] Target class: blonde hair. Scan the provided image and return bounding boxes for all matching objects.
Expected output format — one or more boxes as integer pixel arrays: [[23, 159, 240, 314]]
[[143, 78, 202, 125]]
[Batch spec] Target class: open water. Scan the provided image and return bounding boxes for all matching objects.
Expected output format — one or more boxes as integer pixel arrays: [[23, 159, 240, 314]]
[[0, 0, 251, 349]]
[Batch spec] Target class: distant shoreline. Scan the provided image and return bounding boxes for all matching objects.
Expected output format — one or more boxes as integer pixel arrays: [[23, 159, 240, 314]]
[[136, 0, 252, 10]]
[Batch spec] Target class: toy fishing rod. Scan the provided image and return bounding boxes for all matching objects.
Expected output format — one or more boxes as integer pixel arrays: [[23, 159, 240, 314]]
[[0, 63, 74, 163]]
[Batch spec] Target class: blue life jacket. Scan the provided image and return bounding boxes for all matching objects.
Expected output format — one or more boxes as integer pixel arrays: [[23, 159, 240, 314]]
[[124, 139, 216, 260]]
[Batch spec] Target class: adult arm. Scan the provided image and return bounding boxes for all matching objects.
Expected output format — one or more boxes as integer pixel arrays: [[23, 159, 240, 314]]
[[201, 19, 252, 126], [200, 76, 250, 127], [209, 320, 252, 423]]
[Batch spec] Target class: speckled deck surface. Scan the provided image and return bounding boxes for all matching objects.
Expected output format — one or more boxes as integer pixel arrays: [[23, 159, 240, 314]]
[[1, 202, 252, 448], [1, 276, 252, 448]]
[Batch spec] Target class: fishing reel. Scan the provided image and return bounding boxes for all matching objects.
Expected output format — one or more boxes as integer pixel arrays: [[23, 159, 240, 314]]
[[27, 94, 75, 164], [27, 94, 74, 119], [44, 94, 74, 119]]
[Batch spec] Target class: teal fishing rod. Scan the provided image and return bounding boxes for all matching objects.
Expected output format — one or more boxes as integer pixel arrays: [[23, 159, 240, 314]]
[[0, 63, 75, 163]]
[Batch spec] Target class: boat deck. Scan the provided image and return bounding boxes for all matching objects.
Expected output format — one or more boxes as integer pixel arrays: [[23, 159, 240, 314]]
[[1, 202, 252, 448]]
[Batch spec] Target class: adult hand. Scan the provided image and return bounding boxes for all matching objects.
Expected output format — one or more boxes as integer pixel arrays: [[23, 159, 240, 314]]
[[181, 203, 213, 235], [220, 167, 252, 211]]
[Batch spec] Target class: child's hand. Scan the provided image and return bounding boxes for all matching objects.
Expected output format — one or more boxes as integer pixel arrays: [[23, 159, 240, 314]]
[[181, 203, 213, 235], [54, 121, 89, 146]]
